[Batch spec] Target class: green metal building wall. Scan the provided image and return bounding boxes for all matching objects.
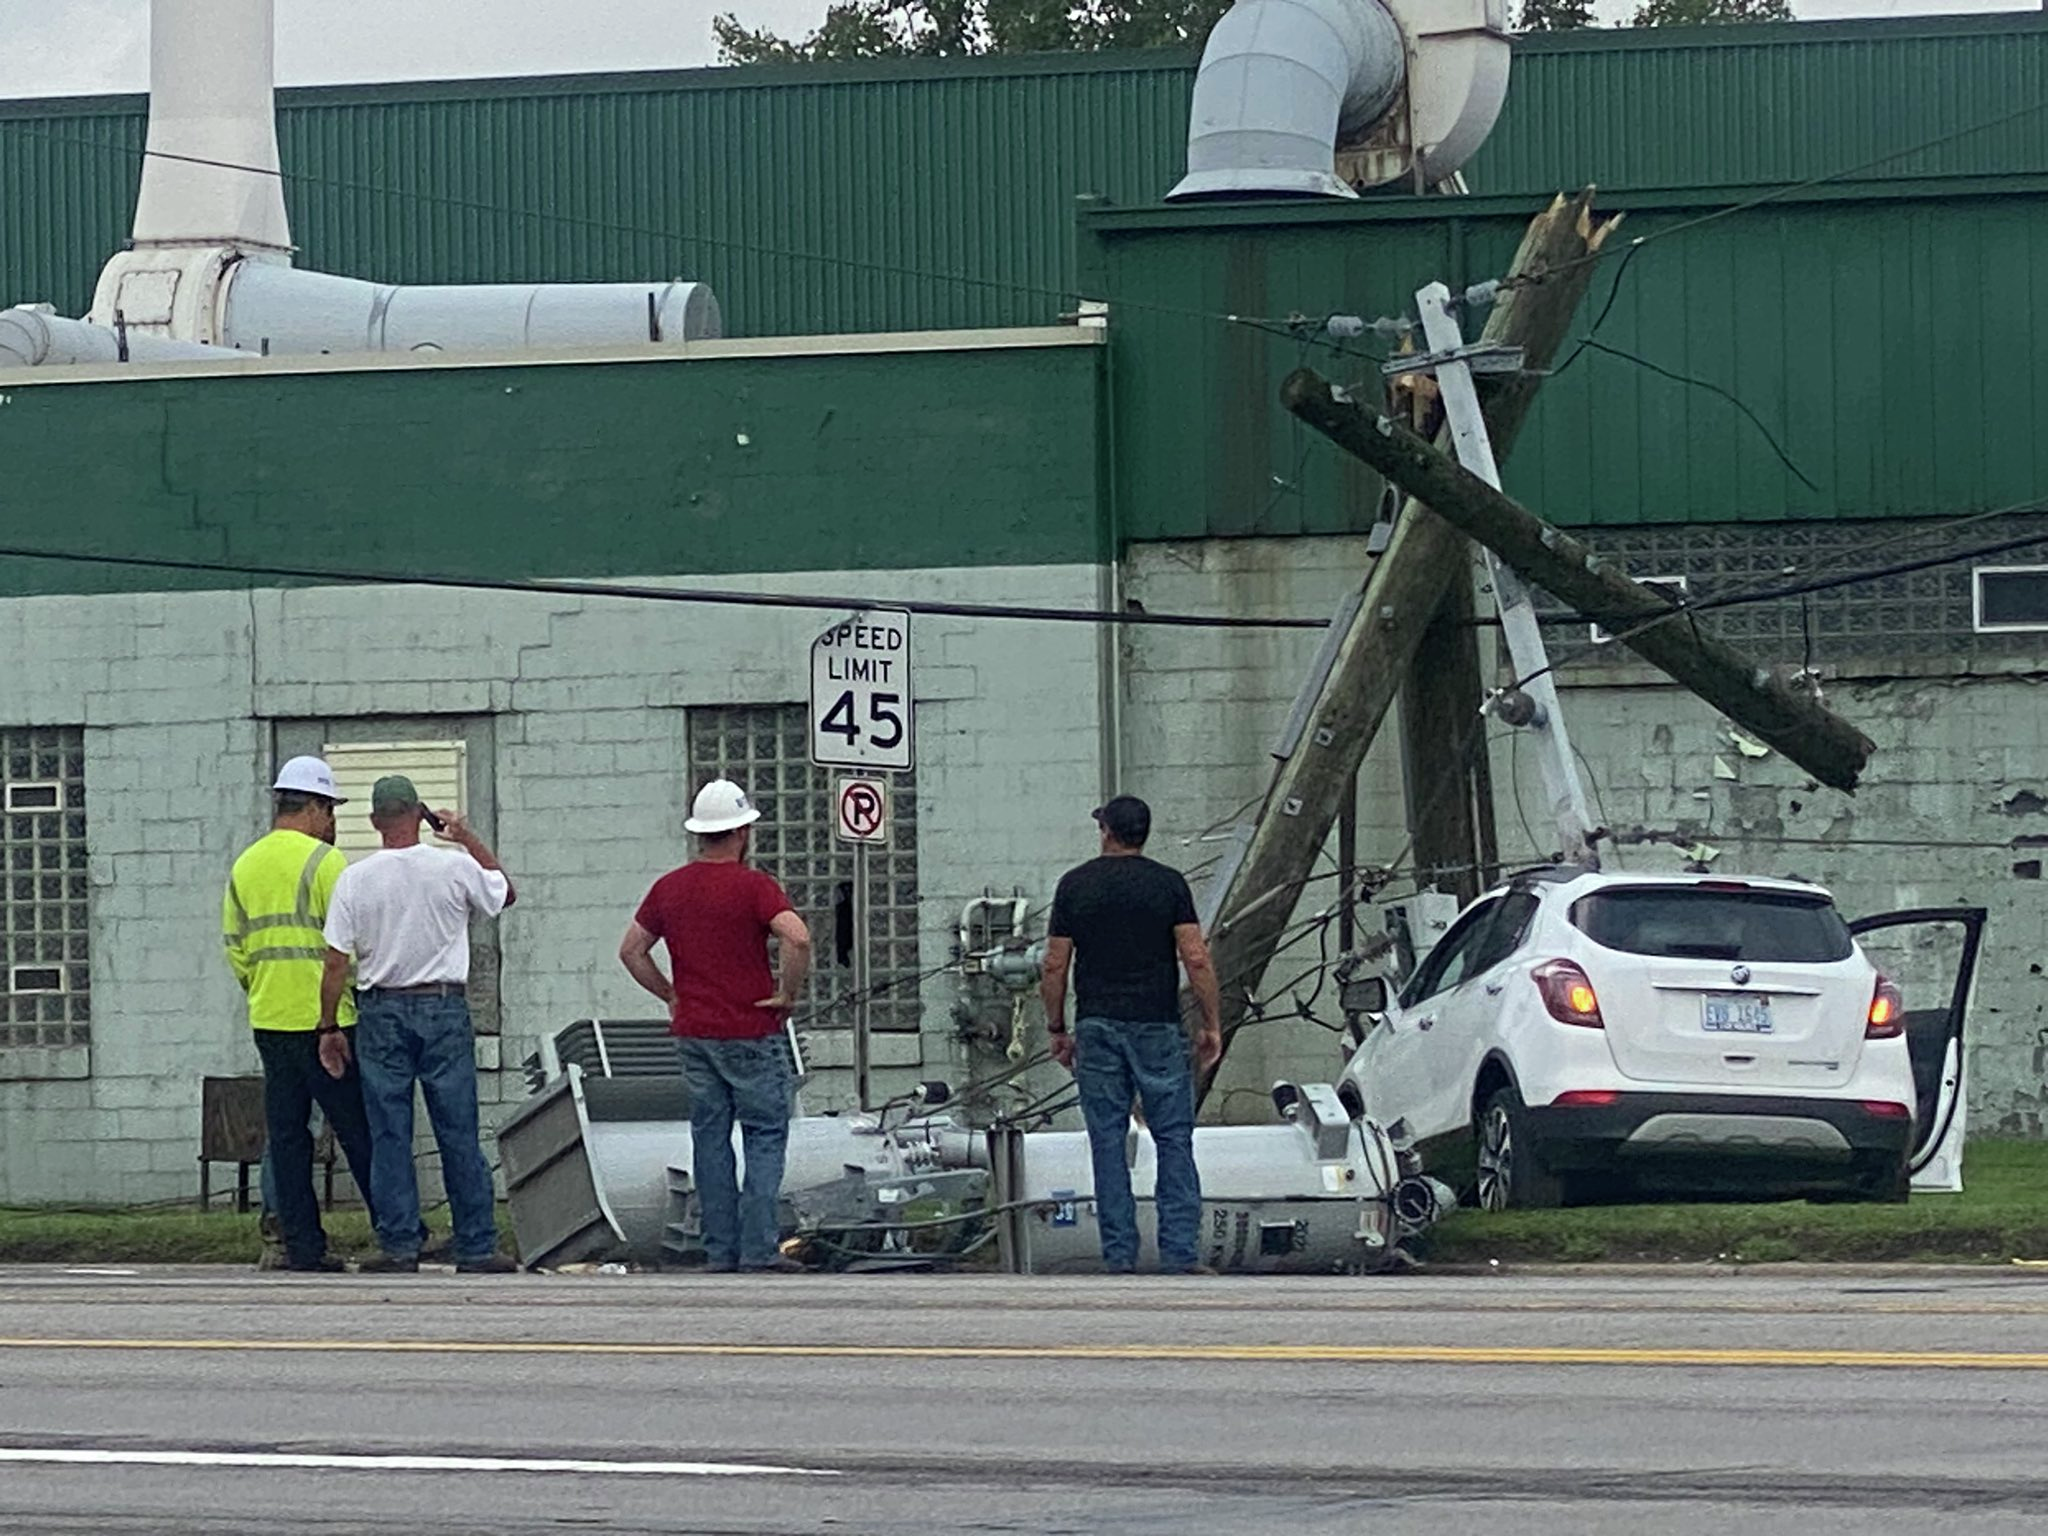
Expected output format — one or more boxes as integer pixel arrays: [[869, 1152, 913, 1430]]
[[2, 15, 2044, 336], [1084, 174, 2048, 535], [0, 342, 1104, 598]]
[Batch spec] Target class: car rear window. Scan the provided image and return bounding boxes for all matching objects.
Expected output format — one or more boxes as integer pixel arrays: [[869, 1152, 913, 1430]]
[[1570, 888, 1854, 963]]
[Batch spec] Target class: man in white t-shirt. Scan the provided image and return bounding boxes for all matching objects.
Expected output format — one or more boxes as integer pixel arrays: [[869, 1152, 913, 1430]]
[[317, 775, 517, 1275]]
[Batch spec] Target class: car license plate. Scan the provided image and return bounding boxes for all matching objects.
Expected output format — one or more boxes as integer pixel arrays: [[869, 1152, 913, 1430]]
[[1701, 994, 1773, 1034]]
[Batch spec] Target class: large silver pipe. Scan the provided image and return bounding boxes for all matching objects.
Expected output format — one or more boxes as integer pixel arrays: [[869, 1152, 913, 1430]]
[[0, 308, 224, 369], [222, 265, 725, 353], [1169, 0, 1407, 201]]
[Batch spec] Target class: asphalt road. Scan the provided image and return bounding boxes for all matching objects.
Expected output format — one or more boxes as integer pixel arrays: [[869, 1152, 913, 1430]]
[[2, 1265, 2048, 1534]]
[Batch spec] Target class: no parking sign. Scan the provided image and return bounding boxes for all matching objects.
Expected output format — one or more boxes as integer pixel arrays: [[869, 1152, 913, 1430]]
[[833, 776, 889, 846]]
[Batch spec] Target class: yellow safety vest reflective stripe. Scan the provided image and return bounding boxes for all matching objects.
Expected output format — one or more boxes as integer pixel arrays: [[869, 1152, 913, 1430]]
[[223, 829, 354, 1031]]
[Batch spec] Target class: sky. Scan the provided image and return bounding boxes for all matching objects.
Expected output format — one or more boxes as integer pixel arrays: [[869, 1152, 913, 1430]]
[[0, 0, 2034, 98]]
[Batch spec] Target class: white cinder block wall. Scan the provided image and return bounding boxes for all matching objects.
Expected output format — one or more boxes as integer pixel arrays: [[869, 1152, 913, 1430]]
[[1121, 541, 1413, 1119], [0, 565, 1108, 1204], [5, 537, 2033, 1202]]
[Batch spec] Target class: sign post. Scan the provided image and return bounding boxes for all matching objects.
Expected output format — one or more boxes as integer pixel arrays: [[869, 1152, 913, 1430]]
[[833, 776, 889, 1109], [812, 611, 912, 1111]]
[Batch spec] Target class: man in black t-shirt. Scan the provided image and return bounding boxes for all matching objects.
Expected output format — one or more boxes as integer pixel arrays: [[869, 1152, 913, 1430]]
[[1042, 795, 1222, 1274]]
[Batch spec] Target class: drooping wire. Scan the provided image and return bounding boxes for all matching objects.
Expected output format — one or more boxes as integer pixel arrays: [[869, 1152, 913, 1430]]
[[1497, 96, 2048, 297], [1576, 337, 1820, 493]]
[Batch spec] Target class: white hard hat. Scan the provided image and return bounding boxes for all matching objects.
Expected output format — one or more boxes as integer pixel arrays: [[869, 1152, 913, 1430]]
[[272, 755, 346, 803], [684, 778, 760, 835]]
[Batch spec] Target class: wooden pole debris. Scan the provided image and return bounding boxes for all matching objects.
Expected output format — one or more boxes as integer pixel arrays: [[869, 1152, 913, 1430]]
[[1273, 384, 1878, 790], [1197, 189, 1624, 1109]]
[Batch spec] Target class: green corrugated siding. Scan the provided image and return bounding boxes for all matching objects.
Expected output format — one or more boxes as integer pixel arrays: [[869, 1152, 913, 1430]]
[[0, 343, 1104, 597], [1470, 15, 2048, 194], [2, 16, 2044, 334], [1088, 180, 2048, 536]]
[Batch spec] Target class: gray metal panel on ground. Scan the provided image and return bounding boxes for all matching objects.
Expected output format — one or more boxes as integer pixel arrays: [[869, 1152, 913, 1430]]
[[551, 1018, 685, 1079], [495, 1066, 628, 1270]]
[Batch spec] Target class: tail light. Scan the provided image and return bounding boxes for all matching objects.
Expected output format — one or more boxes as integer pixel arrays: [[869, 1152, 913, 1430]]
[[1551, 1089, 1620, 1107], [1861, 1100, 1910, 1119], [1866, 975, 1904, 1039], [1534, 960, 1605, 1029]]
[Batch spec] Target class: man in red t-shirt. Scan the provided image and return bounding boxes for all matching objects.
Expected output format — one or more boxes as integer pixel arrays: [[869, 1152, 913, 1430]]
[[619, 778, 813, 1273]]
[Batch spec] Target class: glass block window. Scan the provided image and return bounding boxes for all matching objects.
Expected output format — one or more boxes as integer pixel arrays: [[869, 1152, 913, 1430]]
[[687, 704, 920, 1033], [0, 727, 90, 1049], [1531, 514, 2048, 668]]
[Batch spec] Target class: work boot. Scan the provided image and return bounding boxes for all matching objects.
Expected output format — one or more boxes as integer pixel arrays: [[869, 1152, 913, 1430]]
[[454, 1253, 520, 1275], [355, 1253, 420, 1274], [739, 1256, 810, 1276], [282, 1254, 346, 1274]]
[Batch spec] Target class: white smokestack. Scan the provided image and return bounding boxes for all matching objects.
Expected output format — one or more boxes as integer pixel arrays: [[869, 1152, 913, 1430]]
[[130, 0, 291, 252]]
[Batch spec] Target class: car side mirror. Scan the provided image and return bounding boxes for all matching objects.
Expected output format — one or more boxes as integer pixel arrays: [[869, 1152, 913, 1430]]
[[1341, 975, 1389, 1016]]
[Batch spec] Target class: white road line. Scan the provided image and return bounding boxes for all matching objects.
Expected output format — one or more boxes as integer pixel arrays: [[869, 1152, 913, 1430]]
[[0, 1448, 835, 1478]]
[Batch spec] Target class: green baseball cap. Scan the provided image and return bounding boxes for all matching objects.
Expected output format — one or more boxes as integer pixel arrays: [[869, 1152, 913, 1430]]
[[370, 775, 422, 816]]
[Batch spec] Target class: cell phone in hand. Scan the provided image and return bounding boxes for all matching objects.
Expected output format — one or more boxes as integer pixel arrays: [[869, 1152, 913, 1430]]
[[421, 807, 446, 833]]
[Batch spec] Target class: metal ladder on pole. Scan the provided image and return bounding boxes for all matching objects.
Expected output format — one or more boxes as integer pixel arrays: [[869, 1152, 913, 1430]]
[[1386, 280, 1601, 869]]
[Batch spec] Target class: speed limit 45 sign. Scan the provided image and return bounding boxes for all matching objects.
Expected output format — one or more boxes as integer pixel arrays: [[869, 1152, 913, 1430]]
[[810, 609, 912, 772]]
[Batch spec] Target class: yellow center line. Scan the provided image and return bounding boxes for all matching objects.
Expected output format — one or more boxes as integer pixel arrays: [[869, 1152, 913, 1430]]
[[4, 1337, 2048, 1370]]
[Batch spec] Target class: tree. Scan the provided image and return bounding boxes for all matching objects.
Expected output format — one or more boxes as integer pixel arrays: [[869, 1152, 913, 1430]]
[[712, 0, 1231, 64], [1631, 0, 1790, 21], [712, 0, 1795, 63], [1516, 0, 1593, 31]]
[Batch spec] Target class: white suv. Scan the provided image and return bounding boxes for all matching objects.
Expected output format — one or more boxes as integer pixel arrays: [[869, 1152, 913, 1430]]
[[1336, 870, 1980, 1208]]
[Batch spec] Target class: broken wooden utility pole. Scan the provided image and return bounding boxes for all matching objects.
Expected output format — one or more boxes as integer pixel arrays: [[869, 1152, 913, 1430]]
[[1276, 385, 1877, 791], [1196, 189, 1623, 1109]]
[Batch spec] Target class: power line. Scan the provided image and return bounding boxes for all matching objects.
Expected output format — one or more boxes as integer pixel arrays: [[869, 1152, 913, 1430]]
[[1685, 525, 2048, 614], [1502, 511, 2048, 692], [1619, 830, 2041, 855], [1501, 95, 2048, 489], [1500, 96, 2048, 297], [1573, 337, 1820, 493], [0, 544, 1326, 632], [1570, 499, 2048, 635]]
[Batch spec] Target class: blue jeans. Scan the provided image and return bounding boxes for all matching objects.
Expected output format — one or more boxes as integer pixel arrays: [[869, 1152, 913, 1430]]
[[1074, 1017, 1203, 1273], [354, 991, 499, 1263], [678, 1036, 794, 1270]]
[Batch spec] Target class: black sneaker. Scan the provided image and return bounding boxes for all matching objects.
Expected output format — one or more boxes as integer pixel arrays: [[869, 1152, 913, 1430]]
[[355, 1253, 420, 1274], [282, 1254, 346, 1274], [455, 1253, 520, 1275]]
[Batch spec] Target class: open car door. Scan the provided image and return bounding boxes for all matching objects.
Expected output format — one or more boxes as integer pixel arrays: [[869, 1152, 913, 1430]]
[[1848, 907, 1986, 1194]]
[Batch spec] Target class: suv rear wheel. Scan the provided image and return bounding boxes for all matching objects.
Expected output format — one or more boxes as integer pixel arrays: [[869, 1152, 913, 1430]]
[[1476, 1086, 1566, 1211]]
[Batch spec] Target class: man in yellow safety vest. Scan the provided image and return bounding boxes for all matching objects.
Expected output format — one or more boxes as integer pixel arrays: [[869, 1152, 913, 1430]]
[[223, 757, 380, 1272]]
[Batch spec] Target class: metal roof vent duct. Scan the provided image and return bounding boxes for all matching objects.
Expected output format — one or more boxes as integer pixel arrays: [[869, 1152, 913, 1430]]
[[130, 0, 291, 253], [1169, 0, 1511, 200], [1171, 0, 1406, 200]]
